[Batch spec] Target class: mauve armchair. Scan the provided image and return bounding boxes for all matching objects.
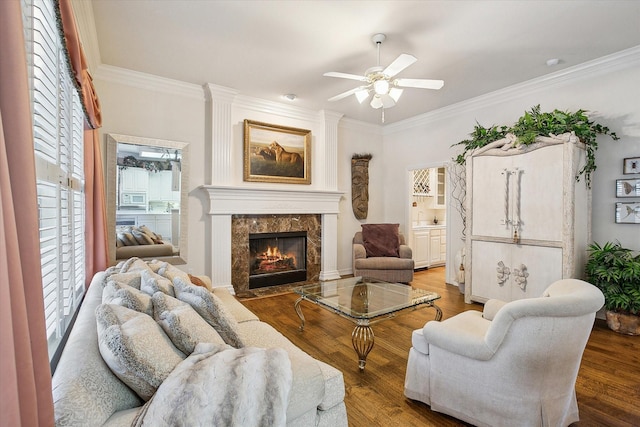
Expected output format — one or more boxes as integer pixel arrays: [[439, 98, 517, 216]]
[[353, 230, 414, 283], [404, 279, 604, 427]]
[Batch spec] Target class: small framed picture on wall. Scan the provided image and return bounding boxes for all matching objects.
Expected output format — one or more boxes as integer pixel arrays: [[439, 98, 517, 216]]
[[615, 202, 640, 224], [623, 157, 640, 174], [616, 179, 640, 198]]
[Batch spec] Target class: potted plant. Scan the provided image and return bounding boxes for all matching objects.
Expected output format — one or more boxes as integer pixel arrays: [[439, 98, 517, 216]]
[[453, 105, 619, 187], [586, 241, 640, 335]]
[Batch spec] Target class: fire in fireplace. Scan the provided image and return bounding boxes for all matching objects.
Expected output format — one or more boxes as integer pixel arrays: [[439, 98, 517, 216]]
[[249, 231, 307, 289]]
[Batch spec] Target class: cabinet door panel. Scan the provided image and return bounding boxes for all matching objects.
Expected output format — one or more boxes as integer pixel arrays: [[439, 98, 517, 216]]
[[510, 244, 563, 300], [515, 145, 563, 242], [413, 231, 430, 269], [470, 241, 512, 301], [429, 234, 441, 264], [471, 156, 513, 238]]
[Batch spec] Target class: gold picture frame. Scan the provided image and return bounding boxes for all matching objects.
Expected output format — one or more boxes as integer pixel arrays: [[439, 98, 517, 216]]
[[243, 119, 311, 184]]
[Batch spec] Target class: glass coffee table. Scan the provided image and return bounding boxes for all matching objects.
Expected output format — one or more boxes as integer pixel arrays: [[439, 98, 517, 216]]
[[293, 276, 441, 371]]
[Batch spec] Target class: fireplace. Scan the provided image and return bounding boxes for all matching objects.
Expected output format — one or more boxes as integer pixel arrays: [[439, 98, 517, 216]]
[[249, 231, 307, 289]]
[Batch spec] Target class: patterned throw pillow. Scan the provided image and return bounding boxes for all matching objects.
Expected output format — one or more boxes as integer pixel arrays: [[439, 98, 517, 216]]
[[105, 271, 142, 289], [95, 304, 186, 401], [102, 281, 153, 316], [140, 269, 174, 297], [152, 292, 226, 354], [173, 277, 244, 348], [119, 257, 153, 274], [157, 262, 191, 285]]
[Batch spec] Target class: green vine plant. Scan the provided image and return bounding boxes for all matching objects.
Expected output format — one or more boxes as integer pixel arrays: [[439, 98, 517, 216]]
[[453, 105, 619, 187]]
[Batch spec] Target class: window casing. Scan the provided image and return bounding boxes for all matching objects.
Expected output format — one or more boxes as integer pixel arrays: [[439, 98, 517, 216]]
[[22, 0, 86, 361]]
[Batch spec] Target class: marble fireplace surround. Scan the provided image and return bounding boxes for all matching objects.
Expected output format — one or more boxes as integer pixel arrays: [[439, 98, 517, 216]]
[[232, 214, 320, 294], [200, 186, 343, 294]]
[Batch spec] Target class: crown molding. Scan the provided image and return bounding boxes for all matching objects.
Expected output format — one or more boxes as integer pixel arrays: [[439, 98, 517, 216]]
[[339, 117, 383, 135], [384, 45, 640, 135], [94, 64, 205, 100], [233, 94, 322, 123]]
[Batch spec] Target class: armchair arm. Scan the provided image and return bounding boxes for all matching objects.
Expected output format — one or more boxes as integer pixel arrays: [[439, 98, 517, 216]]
[[353, 243, 367, 260], [483, 299, 507, 321], [399, 244, 412, 259], [422, 310, 496, 360]]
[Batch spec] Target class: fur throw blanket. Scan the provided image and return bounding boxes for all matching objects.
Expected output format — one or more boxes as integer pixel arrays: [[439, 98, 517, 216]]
[[132, 343, 293, 427]]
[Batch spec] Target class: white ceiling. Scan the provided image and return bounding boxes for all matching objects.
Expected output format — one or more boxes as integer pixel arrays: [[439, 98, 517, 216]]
[[89, 0, 640, 125]]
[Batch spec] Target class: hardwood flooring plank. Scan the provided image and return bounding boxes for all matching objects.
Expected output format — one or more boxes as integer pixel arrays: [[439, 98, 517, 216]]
[[240, 267, 640, 426]]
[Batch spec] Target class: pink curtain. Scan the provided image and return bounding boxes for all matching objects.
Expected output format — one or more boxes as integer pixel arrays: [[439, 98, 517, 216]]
[[58, 0, 109, 280], [0, 1, 55, 425]]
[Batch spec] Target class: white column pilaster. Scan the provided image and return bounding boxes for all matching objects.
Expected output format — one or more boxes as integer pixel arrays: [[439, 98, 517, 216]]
[[209, 214, 234, 293], [204, 83, 237, 185], [319, 213, 341, 280], [319, 110, 343, 191]]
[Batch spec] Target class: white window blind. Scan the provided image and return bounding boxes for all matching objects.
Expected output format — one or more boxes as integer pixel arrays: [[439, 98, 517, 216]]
[[22, 0, 86, 360]]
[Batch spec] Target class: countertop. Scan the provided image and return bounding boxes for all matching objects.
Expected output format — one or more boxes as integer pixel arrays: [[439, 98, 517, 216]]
[[412, 222, 445, 229]]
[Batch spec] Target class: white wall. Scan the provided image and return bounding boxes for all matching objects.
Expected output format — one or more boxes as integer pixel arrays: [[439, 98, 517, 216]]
[[93, 46, 639, 282], [336, 120, 384, 275], [94, 68, 208, 274], [382, 48, 640, 284]]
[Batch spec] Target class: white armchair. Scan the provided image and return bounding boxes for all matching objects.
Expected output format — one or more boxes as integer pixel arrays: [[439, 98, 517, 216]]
[[404, 279, 604, 427]]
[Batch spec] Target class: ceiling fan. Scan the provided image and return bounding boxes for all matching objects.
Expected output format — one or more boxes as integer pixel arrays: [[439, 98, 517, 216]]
[[324, 33, 444, 112]]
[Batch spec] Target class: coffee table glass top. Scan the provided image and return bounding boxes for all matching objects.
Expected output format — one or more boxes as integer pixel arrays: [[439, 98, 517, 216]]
[[293, 276, 440, 320]]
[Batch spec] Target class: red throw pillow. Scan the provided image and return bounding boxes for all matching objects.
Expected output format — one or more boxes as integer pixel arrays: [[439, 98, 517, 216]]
[[361, 223, 400, 257], [188, 274, 208, 289]]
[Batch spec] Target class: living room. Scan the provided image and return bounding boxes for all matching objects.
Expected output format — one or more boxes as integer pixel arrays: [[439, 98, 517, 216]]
[[82, 2, 639, 283], [3, 1, 640, 426]]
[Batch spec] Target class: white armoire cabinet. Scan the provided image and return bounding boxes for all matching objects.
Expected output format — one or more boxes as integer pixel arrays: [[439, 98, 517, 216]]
[[464, 133, 590, 304]]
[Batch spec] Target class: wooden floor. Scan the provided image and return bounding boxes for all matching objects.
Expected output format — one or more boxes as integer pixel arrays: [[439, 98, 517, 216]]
[[240, 268, 640, 427]]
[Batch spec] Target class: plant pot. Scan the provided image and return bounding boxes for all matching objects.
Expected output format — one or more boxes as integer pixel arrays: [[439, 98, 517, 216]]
[[605, 310, 640, 336]]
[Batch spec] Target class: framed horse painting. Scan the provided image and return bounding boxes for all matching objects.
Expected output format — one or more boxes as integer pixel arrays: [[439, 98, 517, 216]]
[[243, 119, 311, 184]]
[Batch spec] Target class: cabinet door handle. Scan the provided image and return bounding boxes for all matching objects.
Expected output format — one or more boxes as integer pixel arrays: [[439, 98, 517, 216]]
[[501, 169, 510, 226]]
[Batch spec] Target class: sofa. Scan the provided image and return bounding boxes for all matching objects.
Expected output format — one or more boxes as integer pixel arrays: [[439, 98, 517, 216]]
[[115, 225, 175, 260], [52, 258, 348, 426], [404, 279, 604, 427]]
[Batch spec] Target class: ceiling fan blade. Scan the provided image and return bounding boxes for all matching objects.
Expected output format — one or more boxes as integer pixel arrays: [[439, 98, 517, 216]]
[[395, 78, 444, 90], [328, 86, 364, 102], [323, 71, 368, 82], [383, 53, 417, 78]]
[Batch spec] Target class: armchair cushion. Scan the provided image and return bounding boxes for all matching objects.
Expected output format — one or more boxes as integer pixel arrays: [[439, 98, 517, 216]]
[[361, 223, 400, 257]]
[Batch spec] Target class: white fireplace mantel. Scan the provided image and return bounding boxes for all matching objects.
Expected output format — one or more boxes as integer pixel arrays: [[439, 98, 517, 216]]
[[200, 185, 344, 292]]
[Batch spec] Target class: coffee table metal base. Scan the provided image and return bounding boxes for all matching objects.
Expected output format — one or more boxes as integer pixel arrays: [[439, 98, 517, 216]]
[[294, 297, 442, 371], [352, 320, 374, 370]]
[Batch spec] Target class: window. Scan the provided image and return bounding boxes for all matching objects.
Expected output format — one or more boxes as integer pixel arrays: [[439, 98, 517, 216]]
[[22, 0, 86, 362]]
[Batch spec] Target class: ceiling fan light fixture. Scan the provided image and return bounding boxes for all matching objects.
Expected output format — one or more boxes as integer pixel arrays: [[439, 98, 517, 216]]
[[355, 89, 370, 104], [370, 95, 383, 109], [373, 79, 389, 95], [389, 87, 403, 102]]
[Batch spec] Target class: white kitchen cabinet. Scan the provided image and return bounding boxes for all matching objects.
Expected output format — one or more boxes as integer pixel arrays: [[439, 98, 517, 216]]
[[412, 229, 430, 269], [119, 167, 149, 193], [434, 167, 446, 209], [412, 225, 446, 269], [148, 170, 180, 202], [465, 134, 590, 304], [429, 227, 446, 266]]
